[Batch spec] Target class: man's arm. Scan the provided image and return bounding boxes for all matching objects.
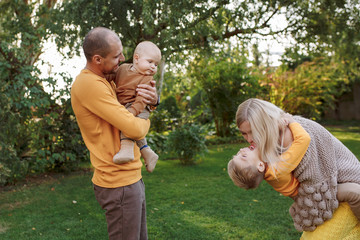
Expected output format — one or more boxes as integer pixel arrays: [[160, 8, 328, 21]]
[[82, 79, 150, 140]]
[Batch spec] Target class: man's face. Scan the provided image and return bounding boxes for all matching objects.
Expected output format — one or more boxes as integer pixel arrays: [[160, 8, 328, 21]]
[[101, 38, 125, 75]]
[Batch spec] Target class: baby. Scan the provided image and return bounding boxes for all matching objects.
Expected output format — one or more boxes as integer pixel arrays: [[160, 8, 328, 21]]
[[112, 41, 161, 172]]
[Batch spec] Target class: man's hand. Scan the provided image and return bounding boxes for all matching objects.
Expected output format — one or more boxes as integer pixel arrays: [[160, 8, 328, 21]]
[[136, 80, 158, 105]]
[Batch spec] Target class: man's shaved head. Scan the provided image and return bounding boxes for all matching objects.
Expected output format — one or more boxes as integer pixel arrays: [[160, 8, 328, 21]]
[[83, 27, 121, 61]]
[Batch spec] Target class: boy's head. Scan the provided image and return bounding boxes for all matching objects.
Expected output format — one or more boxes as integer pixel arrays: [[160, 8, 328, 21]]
[[227, 146, 265, 189], [133, 41, 161, 76]]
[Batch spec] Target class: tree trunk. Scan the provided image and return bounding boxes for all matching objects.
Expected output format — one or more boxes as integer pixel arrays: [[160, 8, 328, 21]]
[[157, 58, 166, 97]]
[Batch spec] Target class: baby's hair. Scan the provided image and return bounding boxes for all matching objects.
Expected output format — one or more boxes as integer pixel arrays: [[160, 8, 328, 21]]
[[236, 98, 288, 172], [227, 158, 264, 189], [134, 41, 161, 60]]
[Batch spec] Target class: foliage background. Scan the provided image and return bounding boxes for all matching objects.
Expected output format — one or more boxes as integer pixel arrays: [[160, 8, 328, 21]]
[[0, 0, 359, 185]]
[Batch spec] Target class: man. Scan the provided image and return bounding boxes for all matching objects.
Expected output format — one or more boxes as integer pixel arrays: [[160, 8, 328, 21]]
[[71, 27, 158, 240]]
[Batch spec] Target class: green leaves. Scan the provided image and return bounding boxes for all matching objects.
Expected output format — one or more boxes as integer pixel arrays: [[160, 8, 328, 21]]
[[265, 58, 349, 120], [54, 0, 290, 63], [166, 124, 207, 165], [190, 48, 264, 137], [0, 0, 87, 185]]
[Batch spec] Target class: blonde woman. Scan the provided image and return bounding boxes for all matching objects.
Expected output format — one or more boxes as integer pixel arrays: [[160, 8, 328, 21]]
[[228, 98, 360, 239]]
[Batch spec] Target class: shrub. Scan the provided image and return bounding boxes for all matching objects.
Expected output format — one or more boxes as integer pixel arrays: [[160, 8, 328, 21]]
[[0, 57, 87, 185], [191, 54, 265, 137], [205, 136, 245, 146], [147, 132, 168, 155], [150, 108, 179, 133], [264, 59, 351, 120], [30, 99, 88, 173], [166, 124, 207, 165], [157, 96, 181, 119]]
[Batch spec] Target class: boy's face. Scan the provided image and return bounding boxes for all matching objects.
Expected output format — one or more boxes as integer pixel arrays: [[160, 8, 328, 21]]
[[134, 50, 161, 76], [232, 146, 264, 172]]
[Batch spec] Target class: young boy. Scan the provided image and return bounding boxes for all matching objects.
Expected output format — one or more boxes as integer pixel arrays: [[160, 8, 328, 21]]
[[228, 117, 360, 227], [112, 41, 161, 172], [229, 120, 309, 196]]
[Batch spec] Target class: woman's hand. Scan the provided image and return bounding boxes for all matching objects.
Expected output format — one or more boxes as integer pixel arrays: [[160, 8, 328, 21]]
[[136, 80, 158, 105]]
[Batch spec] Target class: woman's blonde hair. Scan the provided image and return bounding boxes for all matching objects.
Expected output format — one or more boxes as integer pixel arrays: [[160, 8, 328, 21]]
[[227, 158, 264, 189], [236, 98, 287, 170]]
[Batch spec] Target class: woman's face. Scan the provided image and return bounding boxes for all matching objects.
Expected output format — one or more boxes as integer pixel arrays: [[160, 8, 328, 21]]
[[239, 121, 255, 147]]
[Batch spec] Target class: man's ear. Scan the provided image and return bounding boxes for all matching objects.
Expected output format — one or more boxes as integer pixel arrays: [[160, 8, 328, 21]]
[[257, 162, 265, 173], [134, 53, 139, 62], [93, 55, 102, 65]]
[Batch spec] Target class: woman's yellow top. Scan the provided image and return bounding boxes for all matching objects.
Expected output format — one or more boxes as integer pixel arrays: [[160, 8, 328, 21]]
[[301, 202, 360, 240]]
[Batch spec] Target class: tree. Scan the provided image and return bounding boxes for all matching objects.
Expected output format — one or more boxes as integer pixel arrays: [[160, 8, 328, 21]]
[[53, 0, 297, 95], [189, 46, 265, 137], [55, 0, 292, 57], [282, 0, 360, 82], [279, 0, 360, 119], [0, 0, 86, 184], [263, 58, 350, 120]]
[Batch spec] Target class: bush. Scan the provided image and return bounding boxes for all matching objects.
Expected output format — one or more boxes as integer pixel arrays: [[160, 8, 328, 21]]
[[264, 59, 351, 120], [0, 56, 87, 185], [191, 54, 265, 137], [147, 132, 168, 155], [150, 108, 179, 133], [205, 136, 245, 146], [157, 96, 181, 119], [0, 76, 32, 184], [166, 124, 207, 165], [30, 99, 88, 173]]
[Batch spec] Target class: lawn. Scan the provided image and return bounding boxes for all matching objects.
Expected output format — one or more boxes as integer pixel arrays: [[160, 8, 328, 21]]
[[0, 125, 358, 240]]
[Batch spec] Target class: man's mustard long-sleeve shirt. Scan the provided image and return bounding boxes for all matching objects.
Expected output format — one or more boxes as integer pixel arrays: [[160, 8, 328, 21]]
[[71, 69, 150, 188]]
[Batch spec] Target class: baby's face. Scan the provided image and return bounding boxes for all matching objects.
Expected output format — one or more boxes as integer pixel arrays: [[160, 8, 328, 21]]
[[134, 50, 161, 76], [232, 146, 261, 170]]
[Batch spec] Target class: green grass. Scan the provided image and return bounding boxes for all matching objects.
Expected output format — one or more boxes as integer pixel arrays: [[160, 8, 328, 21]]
[[0, 125, 359, 240], [325, 125, 360, 157]]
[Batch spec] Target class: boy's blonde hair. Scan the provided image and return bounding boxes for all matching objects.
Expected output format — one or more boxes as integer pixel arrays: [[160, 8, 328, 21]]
[[236, 98, 288, 170], [227, 158, 264, 189]]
